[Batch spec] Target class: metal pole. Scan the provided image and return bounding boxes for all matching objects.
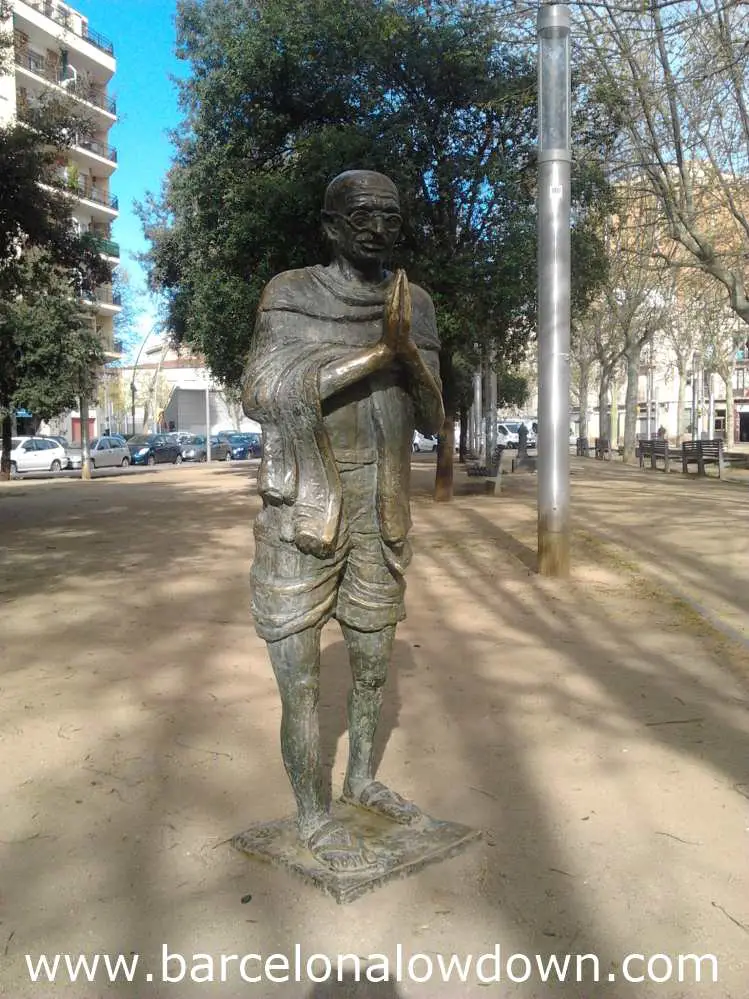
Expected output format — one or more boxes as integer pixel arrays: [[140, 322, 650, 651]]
[[537, 1, 571, 577], [205, 384, 212, 462]]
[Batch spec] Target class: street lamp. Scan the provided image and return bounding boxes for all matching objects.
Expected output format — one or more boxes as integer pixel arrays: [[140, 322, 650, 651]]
[[537, 1, 572, 577]]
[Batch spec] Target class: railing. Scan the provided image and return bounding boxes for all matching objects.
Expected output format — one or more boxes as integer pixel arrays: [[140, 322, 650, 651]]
[[73, 182, 119, 211], [76, 136, 117, 162], [22, 1, 114, 56], [94, 288, 122, 307], [14, 51, 117, 115], [91, 237, 120, 258]]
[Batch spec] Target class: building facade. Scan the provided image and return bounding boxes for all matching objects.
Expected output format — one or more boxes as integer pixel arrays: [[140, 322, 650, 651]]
[[115, 340, 261, 439], [0, 0, 121, 440]]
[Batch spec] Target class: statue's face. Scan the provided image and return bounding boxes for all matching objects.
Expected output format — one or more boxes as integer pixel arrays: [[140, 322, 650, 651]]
[[325, 180, 402, 269]]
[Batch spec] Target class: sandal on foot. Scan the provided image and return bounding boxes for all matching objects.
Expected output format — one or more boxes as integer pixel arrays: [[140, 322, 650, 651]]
[[306, 820, 382, 873], [341, 780, 420, 824]]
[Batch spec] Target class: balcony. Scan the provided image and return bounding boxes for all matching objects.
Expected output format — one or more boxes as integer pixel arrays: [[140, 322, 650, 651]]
[[21, 1, 114, 56], [71, 180, 118, 212], [14, 50, 116, 115], [75, 135, 117, 163], [91, 237, 120, 258], [94, 288, 122, 307]]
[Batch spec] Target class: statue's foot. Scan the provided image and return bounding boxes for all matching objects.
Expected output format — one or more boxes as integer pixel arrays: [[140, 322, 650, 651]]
[[341, 780, 420, 824], [306, 820, 384, 873]]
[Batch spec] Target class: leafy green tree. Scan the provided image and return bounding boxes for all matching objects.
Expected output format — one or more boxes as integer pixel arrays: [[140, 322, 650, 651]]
[[0, 92, 109, 477], [141, 0, 613, 498], [0, 255, 104, 470]]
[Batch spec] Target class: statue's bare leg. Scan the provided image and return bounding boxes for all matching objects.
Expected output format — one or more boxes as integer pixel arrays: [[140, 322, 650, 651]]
[[341, 624, 419, 823], [266, 627, 381, 871]]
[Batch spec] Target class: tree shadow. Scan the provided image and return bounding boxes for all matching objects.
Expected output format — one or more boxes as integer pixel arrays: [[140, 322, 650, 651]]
[[317, 636, 410, 806], [307, 975, 403, 998]]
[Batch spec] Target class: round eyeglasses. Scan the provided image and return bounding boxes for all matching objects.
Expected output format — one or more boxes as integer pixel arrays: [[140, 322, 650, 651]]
[[330, 209, 402, 234]]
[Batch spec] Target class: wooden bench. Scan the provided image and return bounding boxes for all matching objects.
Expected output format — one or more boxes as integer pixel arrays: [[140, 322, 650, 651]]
[[576, 437, 590, 457], [681, 439, 724, 477], [594, 437, 612, 460], [637, 437, 671, 472]]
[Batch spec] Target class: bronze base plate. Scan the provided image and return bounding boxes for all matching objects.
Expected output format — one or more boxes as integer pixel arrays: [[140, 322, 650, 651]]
[[231, 802, 481, 904]]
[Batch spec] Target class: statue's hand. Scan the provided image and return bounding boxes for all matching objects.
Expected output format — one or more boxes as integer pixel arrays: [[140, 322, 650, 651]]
[[383, 269, 412, 355]]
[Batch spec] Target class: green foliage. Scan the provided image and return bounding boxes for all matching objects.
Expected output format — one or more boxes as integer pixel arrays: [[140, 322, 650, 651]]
[[0, 254, 104, 420], [0, 101, 108, 295], [0, 98, 111, 473], [141, 0, 614, 431]]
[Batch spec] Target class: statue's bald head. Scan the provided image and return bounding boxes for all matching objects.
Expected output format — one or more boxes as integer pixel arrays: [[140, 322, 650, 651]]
[[324, 170, 400, 213]]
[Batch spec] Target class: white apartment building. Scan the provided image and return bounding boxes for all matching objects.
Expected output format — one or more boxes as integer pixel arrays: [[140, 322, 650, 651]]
[[0, 0, 121, 441]]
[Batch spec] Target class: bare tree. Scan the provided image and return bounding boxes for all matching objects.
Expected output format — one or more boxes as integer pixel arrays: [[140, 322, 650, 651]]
[[579, 193, 667, 459], [577, 0, 749, 328]]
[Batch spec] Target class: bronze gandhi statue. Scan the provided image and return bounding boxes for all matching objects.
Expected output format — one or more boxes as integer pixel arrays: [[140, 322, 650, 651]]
[[242, 170, 444, 873]]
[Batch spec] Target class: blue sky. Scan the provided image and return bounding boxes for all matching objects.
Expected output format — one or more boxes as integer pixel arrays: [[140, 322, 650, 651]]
[[73, 0, 185, 339]]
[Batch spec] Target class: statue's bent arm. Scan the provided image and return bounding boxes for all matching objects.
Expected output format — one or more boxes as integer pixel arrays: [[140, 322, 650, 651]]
[[318, 344, 393, 400]]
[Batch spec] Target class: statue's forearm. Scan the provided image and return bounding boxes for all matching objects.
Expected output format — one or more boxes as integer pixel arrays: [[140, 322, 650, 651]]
[[319, 344, 392, 399], [401, 345, 444, 435]]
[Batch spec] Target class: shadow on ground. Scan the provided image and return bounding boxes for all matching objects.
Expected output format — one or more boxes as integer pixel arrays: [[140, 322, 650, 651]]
[[0, 463, 747, 997]]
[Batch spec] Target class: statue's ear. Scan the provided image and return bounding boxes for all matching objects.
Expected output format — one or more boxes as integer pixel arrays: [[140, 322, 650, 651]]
[[321, 211, 339, 244]]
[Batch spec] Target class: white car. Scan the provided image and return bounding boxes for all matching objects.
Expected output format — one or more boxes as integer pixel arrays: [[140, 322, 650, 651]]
[[412, 430, 438, 452], [497, 423, 520, 448], [9, 436, 68, 474]]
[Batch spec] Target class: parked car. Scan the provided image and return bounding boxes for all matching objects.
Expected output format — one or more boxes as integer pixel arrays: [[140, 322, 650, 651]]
[[88, 436, 131, 469], [126, 434, 184, 466], [412, 430, 438, 452], [497, 423, 520, 448], [225, 433, 262, 460], [180, 435, 231, 462], [165, 431, 194, 446], [40, 434, 71, 449], [9, 436, 68, 474]]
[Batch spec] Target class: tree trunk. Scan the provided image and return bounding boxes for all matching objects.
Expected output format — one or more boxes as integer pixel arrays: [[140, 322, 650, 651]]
[[578, 361, 590, 439], [598, 373, 609, 441], [622, 348, 641, 464], [0, 409, 12, 480], [609, 372, 619, 447], [676, 363, 688, 443], [434, 351, 456, 503], [80, 392, 92, 480], [458, 407, 468, 463]]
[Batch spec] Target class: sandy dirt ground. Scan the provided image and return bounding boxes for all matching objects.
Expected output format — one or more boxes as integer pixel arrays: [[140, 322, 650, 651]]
[[0, 459, 747, 998]]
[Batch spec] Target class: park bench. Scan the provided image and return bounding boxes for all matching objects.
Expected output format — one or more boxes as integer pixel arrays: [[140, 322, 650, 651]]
[[594, 437, 612, 460], [466, 444, 503, 493], [576, 437, 590, 457], [681, 439, 724, 477], [637, 437, 671, 472]]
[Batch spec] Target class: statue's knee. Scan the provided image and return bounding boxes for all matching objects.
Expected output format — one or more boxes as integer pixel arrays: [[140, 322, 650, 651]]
[[278, 670, 319, 706], [353, 665, 387, 691]]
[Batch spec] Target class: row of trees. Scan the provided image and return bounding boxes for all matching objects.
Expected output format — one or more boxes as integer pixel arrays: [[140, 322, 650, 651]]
[[568, 0, 749, 458], [139, 0, 616, 499]]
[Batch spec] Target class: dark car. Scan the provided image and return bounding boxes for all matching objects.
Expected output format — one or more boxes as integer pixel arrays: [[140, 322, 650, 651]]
[[127, 434, 183, 466], [225, 433, 262, 460], [180, 435, 231, 462]]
